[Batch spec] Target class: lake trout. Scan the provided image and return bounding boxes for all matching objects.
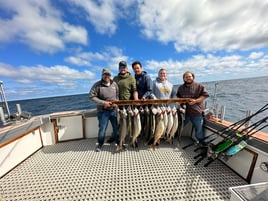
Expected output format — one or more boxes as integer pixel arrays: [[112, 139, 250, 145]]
[[117, 108, 128, 152], [165, 106, 174, 142], [147, 106, 157, 145], [167, 106, 179, 144], [126, 106, 134, 146], [143, 105, 151, 144], [131, 107, 141, 148], [151, 107, 165, 151]]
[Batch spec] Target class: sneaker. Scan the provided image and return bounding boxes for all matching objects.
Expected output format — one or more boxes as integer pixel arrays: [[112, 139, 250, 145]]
[[95, 145, 102, 152], [106, 137, 115, 144], [122, 144, 128, 151]]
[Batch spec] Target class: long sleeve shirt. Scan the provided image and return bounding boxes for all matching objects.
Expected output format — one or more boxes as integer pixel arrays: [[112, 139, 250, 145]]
[[135, 71, 153, 99], [176, 81, 209, 116], [89, 79, 119, 111], [152, 78, 176, 99]]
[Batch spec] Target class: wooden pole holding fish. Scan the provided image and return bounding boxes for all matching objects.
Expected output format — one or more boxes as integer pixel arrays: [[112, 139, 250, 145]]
[[111, 98, 191, 106]]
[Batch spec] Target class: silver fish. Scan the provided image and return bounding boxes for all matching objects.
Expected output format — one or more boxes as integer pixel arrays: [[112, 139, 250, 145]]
[[177, 108, 185, 142], [126, 106, 134, 145], [151, 107, 165, 151], [165, 106, 174, 142], [117, 108, 128, 152], [161, 106, 168, 137], [131, 107, 141, 148], [167, 106, 179, 144], [147, 106, 157, 145], [143, 105, 151, 144]]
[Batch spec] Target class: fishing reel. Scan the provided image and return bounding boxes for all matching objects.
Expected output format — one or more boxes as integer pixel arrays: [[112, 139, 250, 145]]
[[207, 143, 218, 159]]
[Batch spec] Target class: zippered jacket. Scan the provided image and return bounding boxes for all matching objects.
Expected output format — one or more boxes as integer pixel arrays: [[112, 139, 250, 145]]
[[135, 71, 153, 99]]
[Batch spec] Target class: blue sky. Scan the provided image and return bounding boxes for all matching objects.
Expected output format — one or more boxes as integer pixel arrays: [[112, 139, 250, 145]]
[[0, 0, 268, 101]]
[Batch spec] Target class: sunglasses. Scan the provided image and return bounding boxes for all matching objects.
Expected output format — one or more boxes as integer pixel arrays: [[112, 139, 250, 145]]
[[102, 73, 111, 77]]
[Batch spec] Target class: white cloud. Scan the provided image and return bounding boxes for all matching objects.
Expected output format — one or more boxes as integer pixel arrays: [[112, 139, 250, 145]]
[[67, 0, 117, 35], [249, 52, 264, 60], [0, 63, 95, 85], [64, 46, 129, 71], [137, 0, 268, 52], [144, 53, 267, 83], [0, 0, 88, 53]]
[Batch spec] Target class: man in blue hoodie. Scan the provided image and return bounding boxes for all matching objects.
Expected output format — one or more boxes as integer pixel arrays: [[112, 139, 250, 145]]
[[131, 61, 154, 100]]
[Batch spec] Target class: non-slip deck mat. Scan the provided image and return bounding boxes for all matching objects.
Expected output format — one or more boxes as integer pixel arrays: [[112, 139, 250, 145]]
[[0, 137, 247, 201]]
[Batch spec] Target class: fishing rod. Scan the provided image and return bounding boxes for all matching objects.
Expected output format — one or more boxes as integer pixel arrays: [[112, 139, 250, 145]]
[[225, 119, 268, 156], [182, 103, 268, 150], [212, 116, 268, 155], [204, 116, 268, 167], [194, 116, 267, 165], [204, 103, 268, 151]]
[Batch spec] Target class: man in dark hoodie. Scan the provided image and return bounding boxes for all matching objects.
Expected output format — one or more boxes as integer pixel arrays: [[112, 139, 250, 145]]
[[89, 69, 120, 152], [132, 61, 154, 100]]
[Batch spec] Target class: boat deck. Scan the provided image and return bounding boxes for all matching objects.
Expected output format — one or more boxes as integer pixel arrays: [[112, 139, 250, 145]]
[[0, 137, 247, 201]]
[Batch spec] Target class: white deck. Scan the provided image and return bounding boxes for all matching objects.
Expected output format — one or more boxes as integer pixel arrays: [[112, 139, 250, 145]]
[[0, 137, 247, 201]]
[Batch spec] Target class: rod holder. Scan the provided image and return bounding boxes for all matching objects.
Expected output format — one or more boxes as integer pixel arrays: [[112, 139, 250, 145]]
[[219, 105, 225, 122], [16, 104, 22, 115], [0, 106, 6, 124]]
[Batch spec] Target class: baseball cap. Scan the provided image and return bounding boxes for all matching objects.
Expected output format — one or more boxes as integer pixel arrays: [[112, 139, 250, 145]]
[[102, 68, 111, 76], [119, 61, 127, 68]]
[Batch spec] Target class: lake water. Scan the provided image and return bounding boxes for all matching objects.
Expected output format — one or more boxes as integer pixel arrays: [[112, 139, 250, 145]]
[[3, 76, 268, 131]]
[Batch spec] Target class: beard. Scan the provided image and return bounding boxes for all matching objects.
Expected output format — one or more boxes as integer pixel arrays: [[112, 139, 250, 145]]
[[184, 79, 193, 84]]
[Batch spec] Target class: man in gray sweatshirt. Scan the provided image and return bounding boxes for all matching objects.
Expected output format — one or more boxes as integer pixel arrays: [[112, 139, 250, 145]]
[[89, 69, 119, 152]]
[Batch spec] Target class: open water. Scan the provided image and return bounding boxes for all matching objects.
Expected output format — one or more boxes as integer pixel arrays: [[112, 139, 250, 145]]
[[3, 76, 268, 131]]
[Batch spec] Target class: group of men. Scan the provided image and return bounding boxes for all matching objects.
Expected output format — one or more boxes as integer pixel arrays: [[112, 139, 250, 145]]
[[89, 61, 209, 152]]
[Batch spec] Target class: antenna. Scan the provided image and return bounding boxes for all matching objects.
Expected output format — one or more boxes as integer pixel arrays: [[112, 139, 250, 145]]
[[212, 82, 218, 109], [0, 80, 11, 118]]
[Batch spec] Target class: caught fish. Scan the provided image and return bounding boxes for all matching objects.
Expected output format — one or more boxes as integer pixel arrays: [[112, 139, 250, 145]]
[[131, 107, 141, 148], [126, 106, 134, 145], [147, 106, 157, 145], [117, 108, 128, 152], [139, 106, 145, 136], [161, 106, 168, 137], [143, 105, 151, 144], [167, 106, 179, 144], [177, 108, 185, 142], [165, 106, 174, 142], [151, 107, 165, 151]]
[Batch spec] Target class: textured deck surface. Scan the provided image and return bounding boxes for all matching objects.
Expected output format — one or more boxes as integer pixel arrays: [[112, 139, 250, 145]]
[[0, 137, 247, 201]]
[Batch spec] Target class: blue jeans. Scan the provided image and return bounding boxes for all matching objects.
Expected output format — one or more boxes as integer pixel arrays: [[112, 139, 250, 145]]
[[97, 110, 119, 146], [184, 115, 204, 143]]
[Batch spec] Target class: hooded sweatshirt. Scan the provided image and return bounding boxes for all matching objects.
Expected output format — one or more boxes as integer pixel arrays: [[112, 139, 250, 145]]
[[113, 72, 137, 100], [135, 71, 153, 99], [152, 77, 176, 99]]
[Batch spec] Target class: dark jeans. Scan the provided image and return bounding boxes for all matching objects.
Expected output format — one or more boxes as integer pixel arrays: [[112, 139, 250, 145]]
[[97, 110, 119, 146], [184, 114, 204, 143]]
